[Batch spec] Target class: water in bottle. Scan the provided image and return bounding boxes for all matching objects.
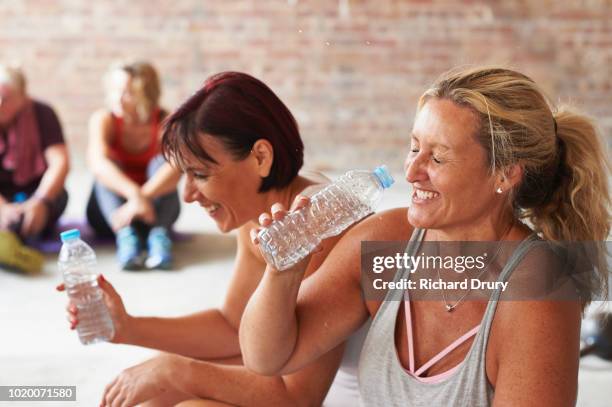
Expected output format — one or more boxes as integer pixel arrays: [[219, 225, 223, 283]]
[[58, 229, 114, 345], [258, 165, 394, 270]]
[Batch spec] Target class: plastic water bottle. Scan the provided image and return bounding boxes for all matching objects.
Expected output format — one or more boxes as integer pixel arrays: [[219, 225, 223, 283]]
[[258, 165, 394, 270], [58, 229, 114, 345], [11, 192, 28, 233]]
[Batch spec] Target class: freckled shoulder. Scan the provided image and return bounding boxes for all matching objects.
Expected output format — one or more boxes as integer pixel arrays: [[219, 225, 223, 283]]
[[349, 207, 413, 242], [319, 207, 412, 282]]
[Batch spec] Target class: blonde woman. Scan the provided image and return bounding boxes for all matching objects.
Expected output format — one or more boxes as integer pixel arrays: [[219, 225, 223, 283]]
[[86, 62, 181, 270], [241, 66, 610, 406]]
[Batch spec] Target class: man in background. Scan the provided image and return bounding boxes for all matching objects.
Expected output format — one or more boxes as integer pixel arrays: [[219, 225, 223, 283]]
[[0, 64, 69, 273]]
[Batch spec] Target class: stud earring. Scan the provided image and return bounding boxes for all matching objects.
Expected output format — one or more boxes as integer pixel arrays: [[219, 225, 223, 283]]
[[496, 187, 503, 194]]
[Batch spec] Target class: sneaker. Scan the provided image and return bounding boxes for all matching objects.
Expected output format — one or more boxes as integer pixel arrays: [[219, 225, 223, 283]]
[[145, 227, 173, 270], [116, 226, 144, 270], [0, 230, 44, 274]]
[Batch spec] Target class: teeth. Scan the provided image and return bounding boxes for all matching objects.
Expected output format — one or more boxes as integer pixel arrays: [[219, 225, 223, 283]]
[[204, 204, 220, 212], [415, 189, 439, 200]]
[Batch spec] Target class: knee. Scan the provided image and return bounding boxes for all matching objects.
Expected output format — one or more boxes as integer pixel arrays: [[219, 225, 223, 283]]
[[137, 390, 191, 407], [174, 401, 202, 407], [175, 400, 227, 407]]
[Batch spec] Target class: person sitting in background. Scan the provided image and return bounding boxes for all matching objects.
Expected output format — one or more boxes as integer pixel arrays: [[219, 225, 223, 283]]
[[0, 64, 69, 273], [86, 61, 181, 270]]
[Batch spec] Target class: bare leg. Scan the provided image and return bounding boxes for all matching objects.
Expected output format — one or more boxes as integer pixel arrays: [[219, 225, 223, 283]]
[[176, 400, 234, 407], [138, 390, 194, 407]]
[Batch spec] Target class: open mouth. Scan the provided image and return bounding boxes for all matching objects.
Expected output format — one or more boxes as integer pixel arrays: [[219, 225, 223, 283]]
[[412, 188, 440, 202], [203, 203, 221, 215]]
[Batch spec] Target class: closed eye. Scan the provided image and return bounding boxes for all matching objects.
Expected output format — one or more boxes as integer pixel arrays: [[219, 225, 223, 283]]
[[192, 172, 209, 181], [410, 149, 442, 164]]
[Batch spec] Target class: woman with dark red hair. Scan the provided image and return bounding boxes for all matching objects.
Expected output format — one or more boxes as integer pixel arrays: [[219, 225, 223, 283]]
[[62, 72, 362, 406]]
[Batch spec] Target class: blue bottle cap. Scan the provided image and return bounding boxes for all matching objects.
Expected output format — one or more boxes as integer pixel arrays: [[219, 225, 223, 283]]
[[373, 165, 394, 189], [13, 192, 28, 203], [60, 229, 81, 243]]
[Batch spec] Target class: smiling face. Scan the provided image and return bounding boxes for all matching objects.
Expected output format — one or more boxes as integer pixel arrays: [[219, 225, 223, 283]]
[[405, 98, 503, 235], [180, 134, 271, 233]]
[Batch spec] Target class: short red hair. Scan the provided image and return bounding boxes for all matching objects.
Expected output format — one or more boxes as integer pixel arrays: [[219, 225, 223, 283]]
[[162, 72, 304, 192]]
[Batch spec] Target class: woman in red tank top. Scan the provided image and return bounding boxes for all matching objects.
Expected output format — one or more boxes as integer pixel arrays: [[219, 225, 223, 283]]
[[106, 107, 162, 185], [86, 62, 181, 270]]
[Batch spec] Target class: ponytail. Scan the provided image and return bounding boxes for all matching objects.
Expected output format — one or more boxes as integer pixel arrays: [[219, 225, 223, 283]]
[[523, 106, 610, 300]]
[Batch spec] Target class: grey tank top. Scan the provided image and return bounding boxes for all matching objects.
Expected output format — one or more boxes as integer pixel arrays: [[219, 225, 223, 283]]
[[358, 228, 538, 407]]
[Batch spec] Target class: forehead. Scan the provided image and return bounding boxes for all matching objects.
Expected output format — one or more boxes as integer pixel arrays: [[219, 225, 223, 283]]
[[412, 98, 480, 150], [177, 133, 232, 169], [108, 69, 131, 90]]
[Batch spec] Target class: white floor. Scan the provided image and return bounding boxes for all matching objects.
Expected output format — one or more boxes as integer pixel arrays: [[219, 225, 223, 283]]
[[0, 169, 610, 406]]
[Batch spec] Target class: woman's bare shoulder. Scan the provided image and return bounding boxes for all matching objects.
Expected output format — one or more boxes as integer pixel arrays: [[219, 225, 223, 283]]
[[89, 109, 114, 137], [90, 109, 113, 124], [321, 207, 413, 270], [350, 207, 413, 242]]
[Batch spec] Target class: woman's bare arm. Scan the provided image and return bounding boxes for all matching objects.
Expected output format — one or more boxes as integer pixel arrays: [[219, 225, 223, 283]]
[[177, 345, 346, 407], [238, 209, 403, 375], [490, 300, 581, 407], [140, 161, 181, 200], [103, 342, 346, 407], [34, 143, 69, 200], [123, 228, 266, 359]]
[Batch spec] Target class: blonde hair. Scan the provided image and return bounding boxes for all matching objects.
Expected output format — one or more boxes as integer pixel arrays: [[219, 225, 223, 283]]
[[104, 61, 160, 122], [0, 64, 26, 94], [419, 66, 611, 302]]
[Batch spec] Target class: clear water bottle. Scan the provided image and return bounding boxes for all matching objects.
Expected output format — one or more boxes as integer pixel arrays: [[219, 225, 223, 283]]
[[58, 229, 114, 345], [258, 165, 394, 270]]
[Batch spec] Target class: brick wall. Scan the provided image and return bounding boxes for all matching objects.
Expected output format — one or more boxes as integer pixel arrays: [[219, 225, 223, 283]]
[[0, 0, 610, 173]]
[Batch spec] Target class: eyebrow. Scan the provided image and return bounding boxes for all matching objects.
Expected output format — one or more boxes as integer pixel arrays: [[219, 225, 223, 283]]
[[184, 165, 211, 173], [410, 134, 451, 151]]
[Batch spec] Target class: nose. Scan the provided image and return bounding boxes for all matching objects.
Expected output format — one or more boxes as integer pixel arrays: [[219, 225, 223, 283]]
[[182, 175, 199, 203], [404, 152, 428, 183]]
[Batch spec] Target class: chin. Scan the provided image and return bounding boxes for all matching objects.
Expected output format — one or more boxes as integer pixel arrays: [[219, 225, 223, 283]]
[[407, 208, 436, 229], [216, 222, 234, 234]]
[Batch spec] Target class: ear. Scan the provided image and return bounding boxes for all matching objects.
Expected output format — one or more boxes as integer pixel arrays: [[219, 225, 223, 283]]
[[251, 139, 274, 178], [498, 163, 523, 191]]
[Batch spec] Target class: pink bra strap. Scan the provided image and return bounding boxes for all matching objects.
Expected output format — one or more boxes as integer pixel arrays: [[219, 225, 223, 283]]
[[414, 363, 462, 383], [403, 292, 480, 377], [414, 324, 480, 376], [403, 294, 416, 373]]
